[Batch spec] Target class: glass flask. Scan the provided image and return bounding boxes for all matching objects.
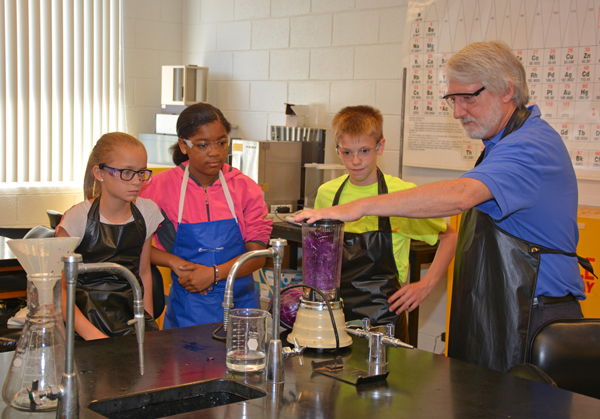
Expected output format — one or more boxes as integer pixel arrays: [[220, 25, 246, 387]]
[[301, 220, 344, 301], [3, 238, 79, 411]]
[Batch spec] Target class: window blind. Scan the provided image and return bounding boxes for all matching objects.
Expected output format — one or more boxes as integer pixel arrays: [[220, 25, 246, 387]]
[[0, 0, 125, 183]]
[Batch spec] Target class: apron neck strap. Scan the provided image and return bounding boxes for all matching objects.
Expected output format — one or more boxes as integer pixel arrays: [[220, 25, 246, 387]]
[[500, 106, 531, 140], [475, 106, 531, 167], [332, 167, 391, 232], [178, 164, 191, 224], [219, 170, 238, 224], [178, 164, 238, 224]]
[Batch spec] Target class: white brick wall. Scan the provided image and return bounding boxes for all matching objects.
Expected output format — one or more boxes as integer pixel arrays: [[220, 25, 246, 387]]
[[270, 49, 311, 80], [234, 0, 271, 20], [310, 47, 354, 80], [217, 22, 252, 51], [0, 183, 83, 228], [288, 81, 330, 106], [233, 51, 270, 80], [355, 44, 403, 79], [252, 19, 291, 50], [185, 24, 216, 53], [290, 15, 333, 48], [332, 11, 380, 45], [178, 0, 409, 176], [330, 80, 377, 111], [200, 52, 233, 80], [311, 0, 354, 14], [376, 80, 404, 114], [250, 82, 288, 112], [271, 0, 311, 17], [200, 0, 234, 23], [213, 81, 251, 111], [122, 0, 184, 139], [120, 0, 411, 176]]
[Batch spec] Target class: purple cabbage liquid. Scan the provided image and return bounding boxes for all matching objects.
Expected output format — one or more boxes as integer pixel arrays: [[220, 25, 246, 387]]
[[302, 223, 344, 300]]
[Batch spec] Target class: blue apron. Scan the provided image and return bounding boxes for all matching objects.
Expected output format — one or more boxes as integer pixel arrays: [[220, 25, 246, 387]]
[[162, 166, 260, 328]]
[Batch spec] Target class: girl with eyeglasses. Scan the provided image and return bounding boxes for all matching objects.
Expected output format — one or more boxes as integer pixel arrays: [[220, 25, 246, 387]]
[[55, 132, 163, 340], [140, 103, 272, 328]]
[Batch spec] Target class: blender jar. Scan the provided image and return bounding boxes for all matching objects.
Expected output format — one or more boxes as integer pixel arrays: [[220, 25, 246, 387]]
[[302, 219, 344, 301]]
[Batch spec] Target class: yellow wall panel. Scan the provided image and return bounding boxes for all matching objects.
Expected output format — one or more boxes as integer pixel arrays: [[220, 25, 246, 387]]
[[577, 206, 600, 317]]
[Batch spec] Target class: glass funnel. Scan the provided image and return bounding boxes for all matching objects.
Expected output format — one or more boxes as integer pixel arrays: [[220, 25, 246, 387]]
[[301, 220, 344, 301], [3, 237, 79, 411]]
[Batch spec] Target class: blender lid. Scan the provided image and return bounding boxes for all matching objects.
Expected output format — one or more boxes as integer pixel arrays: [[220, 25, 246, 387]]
[[303, 219, 344, 228]]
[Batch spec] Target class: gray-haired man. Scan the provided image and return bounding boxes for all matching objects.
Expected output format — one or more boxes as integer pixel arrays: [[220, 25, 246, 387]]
[[295, 41, 594, 372]]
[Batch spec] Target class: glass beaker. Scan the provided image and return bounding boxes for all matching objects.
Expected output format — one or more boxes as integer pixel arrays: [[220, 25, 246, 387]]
[[226, 309, 270, 373], [3, 237, 79, 411], [302, 220, 344, 301]]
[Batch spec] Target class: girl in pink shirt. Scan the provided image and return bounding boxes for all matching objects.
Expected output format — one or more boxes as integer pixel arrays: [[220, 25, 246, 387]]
[[141, 103, 272, 327]]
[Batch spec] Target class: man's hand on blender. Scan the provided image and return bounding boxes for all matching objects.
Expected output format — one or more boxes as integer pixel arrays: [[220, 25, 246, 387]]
[[292, 200, 364, 224]]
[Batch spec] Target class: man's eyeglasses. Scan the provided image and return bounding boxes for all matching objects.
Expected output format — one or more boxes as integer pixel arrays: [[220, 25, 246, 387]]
[[442, 86, 486, 109], [99, 164, 153, 182], [336, 143, 380, 161], [183, 137, 230, 154]]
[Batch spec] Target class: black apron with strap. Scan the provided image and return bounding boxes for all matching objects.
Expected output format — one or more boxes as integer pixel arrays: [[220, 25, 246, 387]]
[[448, 106, 595, 372], [75, 198, 158, 337], [333, 168, 407, 337]]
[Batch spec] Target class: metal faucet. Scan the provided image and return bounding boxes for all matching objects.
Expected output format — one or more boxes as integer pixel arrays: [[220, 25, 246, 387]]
[[345, 318, 414, 366], [31, 254, 146, 418], [223, 238, 304, 384]]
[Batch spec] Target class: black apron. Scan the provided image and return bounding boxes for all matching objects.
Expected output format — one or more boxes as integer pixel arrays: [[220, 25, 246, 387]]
[[448, 106, 595, 372], [333, 168, 407, 339], [75, 198, 158, 337]]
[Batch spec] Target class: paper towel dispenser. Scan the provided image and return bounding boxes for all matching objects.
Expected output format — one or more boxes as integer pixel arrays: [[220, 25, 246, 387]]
[[161, 65, 208, 106]]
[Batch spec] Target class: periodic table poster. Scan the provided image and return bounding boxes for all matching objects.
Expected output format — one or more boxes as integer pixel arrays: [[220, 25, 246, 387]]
[[402, 0, 600, 181]]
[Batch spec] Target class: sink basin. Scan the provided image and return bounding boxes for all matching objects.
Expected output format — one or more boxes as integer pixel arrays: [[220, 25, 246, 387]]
[[88, 378, 267, 419]]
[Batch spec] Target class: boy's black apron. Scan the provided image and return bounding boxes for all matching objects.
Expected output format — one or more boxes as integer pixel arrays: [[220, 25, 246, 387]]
[[75, 198, 158, 337], [332, 168, 407, 340], [448, 106, 595, 372]]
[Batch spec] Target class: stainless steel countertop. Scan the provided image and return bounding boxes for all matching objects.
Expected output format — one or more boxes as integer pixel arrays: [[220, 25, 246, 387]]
[[1, 324, 599, 418]]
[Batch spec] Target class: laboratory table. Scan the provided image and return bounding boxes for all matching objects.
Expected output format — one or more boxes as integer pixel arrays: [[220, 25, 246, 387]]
[[270, 222, 439, 346], [0, 323, 598, 418]]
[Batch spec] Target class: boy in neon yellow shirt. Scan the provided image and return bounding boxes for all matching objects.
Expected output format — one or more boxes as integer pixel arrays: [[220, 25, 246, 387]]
[[314, 105, 457, 340]]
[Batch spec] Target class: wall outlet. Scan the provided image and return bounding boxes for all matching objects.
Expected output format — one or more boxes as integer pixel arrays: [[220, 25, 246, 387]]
[[270, 204, 293, 213]]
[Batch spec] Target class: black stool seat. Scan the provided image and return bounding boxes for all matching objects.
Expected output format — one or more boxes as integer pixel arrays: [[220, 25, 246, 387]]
[[528, 318, 600, 399]]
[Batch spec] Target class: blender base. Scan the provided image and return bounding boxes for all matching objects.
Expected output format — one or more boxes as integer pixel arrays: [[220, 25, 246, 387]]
[[287, 304, 352, 349]]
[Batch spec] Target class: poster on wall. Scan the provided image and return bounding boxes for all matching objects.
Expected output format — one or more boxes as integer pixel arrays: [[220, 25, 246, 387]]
[[402, 0, 600, 181]]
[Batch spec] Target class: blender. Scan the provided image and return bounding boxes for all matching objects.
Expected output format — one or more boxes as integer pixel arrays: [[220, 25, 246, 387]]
[[2, 237, 79, 411], [288, 220, 352, 349]]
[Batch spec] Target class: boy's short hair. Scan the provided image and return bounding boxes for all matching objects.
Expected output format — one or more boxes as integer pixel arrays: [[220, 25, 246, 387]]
[[331, 105, 383, 144]]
